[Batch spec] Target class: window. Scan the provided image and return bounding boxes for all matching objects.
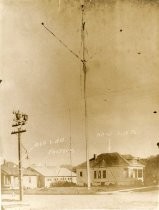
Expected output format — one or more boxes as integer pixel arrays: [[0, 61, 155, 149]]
[[138, 169, 142, 178], [98, 171, 101, 179], [123, 168, 128, 178], [103, 170, 106, 178], [129, 170, 133, 178], [80, 171, 83, 177], [135, 169, 137, 178], [94, 171, 97, 179], [133, 169, 138, 178]]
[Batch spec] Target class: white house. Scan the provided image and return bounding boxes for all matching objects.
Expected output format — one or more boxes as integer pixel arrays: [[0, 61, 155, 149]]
[[122, 154, 144, 182], [1, 161, 40, 189], [29, 166, 77, 188], [75, 153, 145, 186]]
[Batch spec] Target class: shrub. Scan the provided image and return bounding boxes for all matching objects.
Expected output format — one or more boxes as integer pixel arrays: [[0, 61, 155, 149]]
[[50, 181, 77, 187]]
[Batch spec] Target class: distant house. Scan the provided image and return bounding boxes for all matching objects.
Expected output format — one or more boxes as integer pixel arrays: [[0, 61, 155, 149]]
[[1, 162, 19, 189], [121, 154, 145, 182], [23, 168, 40, 189], [1, 161, 40, 189], [29, 166, 77, 188], [75, 152, 145, 186]]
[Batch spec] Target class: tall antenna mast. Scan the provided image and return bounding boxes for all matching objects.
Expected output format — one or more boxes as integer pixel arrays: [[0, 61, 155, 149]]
[[108, 138, 111, 152], [41, 0, 91, 189], [81, 0, 91, 189], [68, 108, 72, 182]]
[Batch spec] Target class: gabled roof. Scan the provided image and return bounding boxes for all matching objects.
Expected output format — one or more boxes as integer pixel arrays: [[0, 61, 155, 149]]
[[58, 168, 76, 177], [122, 154, 134, 160], [1, 162, 18, 176], [127, 159, 144, 167], [1, 162, 40, 176], [29, 166, 59, 177], [76, 152, 129, 169], [29, 166, 76, 177], [24, 168, 41, 176], [122, 154, 145, 167]]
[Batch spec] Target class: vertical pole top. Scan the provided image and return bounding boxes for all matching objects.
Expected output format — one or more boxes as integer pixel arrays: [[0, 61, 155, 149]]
[[80, 0, 85, 6]]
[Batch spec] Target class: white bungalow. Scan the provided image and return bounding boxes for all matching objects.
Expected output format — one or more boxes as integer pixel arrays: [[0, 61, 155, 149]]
[[75, 153, 145, 186]]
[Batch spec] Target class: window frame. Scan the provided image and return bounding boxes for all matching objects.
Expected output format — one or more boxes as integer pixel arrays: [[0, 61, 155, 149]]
[[103, 170, 106, 178], [98, 170, 101, 179], [80, 171, 83, 177], [138, 169, 143, 178], [94, 171, 97, 179]]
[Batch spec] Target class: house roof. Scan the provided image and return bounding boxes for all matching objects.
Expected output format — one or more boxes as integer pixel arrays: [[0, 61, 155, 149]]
[[122, 154, 134, 160], [1, 161, 40, 176], [1, 161, 77, 177], [29, 166, 76, 177], [76, 152, 144, 169], [1, 162, 18, 176], [58, 168, 76, 177], [76, 153, 129, 169], [28, 166, 59, 177], [122, 154, 145, 167], [23, 168, 41, 176]]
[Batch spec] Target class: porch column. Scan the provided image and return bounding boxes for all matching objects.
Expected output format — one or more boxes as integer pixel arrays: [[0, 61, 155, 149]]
[[3, 175, 5, 185], [141, 169, 143, 182]]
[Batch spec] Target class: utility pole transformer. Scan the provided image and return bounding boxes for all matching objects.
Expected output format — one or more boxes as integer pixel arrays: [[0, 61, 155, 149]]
[[11, 111, 28, 201]]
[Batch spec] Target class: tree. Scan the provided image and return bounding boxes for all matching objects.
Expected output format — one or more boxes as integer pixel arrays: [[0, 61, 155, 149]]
[[144, 155, 159, 185]]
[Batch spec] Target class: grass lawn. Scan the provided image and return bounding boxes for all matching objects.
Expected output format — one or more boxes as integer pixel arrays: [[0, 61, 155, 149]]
[[2, 184, 158, 195]]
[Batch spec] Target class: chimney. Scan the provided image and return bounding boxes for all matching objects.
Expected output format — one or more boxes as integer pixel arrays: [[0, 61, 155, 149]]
[[94, 154, 97, 160]]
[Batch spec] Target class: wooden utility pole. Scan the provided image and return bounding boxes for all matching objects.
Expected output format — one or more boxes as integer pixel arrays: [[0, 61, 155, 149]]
[[11, 111, 28, 201], [0, 80, 2, 210], [18, 128, 23, 201]]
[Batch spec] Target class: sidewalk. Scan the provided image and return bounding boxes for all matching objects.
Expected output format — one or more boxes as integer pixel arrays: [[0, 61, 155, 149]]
[[1, 195, 30, 210], [2, 202, 30, 210], [96, 185, 159, 194]]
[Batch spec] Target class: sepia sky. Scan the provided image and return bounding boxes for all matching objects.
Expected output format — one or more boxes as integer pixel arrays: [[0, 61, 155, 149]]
[[0, 0, 159, 167]]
